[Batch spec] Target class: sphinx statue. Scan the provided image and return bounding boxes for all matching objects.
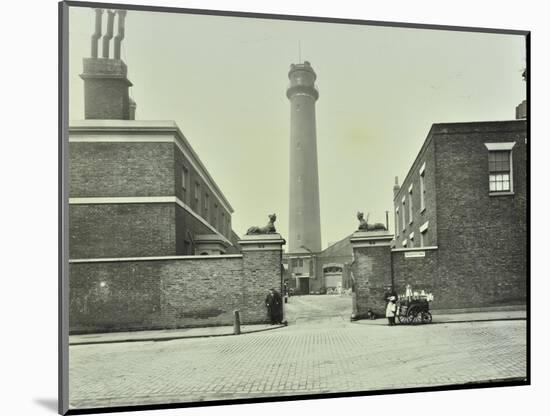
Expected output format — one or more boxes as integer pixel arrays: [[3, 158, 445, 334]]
[[357, 212, 387, 231], [246, 214, 277, 235]]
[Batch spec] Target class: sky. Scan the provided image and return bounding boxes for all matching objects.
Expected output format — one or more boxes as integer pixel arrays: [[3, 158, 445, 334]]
[[68, 6, 526, 250]]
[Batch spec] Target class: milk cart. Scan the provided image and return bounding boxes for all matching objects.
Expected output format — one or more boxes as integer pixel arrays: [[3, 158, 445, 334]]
[[396, 285, 433, 325]]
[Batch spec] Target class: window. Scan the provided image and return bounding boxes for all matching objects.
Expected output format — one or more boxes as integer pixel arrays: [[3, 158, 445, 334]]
[[181, 167, 188, 202], [408, 184, 413, 224], [489, 152, 510, 191], [213, 203, 218, 227], [221, 212, 225, 235], [419, 162, 426, 212], [402, 197, 406, 231], [409, 232, 415, 248], [420, 221, 429, 247], [395, 208, 399, 238], [203, 193, 209, 219], [488, 150, 512, 192], [485, 142, 515, 194], [194, 182, 200, 210]]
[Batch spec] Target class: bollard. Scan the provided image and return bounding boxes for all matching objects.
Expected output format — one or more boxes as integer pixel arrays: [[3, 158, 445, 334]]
[[233, 310, 241, 335]]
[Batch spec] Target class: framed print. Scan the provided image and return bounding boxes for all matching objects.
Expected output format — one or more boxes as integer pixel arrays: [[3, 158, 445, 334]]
[[59, 1, 529, 414]]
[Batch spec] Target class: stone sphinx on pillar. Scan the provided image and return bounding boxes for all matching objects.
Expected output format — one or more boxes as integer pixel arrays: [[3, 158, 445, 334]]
[[238, 214, 286, 324]]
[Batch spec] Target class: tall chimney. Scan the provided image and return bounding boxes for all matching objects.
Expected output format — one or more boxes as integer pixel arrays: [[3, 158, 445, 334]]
[[287, 61, 322, 253], [80, 9, 134, 120]]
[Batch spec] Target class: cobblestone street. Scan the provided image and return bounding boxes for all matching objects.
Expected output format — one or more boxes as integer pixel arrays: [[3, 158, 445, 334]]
[[69, 295, 526, 410]]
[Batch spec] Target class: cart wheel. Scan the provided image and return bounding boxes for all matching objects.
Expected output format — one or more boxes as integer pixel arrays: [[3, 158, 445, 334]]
[[397, 314, 409, 324], [408, 307, 421, 325], [421, 311, 432, 324]]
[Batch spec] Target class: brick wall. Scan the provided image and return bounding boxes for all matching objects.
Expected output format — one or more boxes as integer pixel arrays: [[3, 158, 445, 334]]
[[242, 249, 283, 322], [174, 144, 232, 239], [352, 244, 392, 318], [69, 248, 283, 333], [69, 136, 236, 258], [391, 249, 439, 305], [69, 141, 174, 197], [388, 121, 527, 311], [433, 121, 527, 308], [394, 133, 437, 248], [69, 203, 176, 259]]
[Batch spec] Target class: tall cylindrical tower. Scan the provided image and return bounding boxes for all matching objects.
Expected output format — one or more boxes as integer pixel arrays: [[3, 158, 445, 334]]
[[287, 61, 322, 253]]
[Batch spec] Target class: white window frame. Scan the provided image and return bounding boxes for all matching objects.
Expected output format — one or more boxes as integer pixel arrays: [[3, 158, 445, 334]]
[[419, 162, 426, 212], [194, 182, 201, 213], [419, 221, 429, 247], [213, 203, 218, 227], [204, 193, 209, 219], [181, 166, 188, 202], [408, 184, 413, 224], [484, 142, 515, 196], [402, 196, 406, 231], [409, 232, 415, 247], [395, 207, 399, 238]]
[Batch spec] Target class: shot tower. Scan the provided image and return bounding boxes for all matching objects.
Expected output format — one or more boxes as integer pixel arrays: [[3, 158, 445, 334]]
[[287, 61, 322, 253]]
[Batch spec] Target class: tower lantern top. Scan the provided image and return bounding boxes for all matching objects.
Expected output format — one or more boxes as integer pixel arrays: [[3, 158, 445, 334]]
[[287, 61, 319, 100]]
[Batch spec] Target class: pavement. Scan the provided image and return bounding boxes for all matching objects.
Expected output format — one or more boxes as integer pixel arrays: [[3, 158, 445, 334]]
[[68, 295, 527, 411], [69, 295, 526, 345], [70, 323, 286, 346]]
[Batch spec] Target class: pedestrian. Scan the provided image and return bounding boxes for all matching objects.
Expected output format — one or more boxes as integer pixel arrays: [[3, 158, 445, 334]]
[[272, 288, 283, 323], [383, 286, 397, 303], [265, 288, 282, 324], [386, 295, 397, 326]]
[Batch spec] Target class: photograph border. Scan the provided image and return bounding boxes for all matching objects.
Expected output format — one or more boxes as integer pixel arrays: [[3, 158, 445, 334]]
[[58, 1, 531, 414]]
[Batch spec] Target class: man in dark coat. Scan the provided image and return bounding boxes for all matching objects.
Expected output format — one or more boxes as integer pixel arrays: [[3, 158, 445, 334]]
[[265, 288, 282, 324]]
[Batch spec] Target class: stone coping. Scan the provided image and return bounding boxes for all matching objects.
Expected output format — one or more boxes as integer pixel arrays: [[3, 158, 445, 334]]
[[194, 234, 231, 247], [350, 231, 393, 242], [391, 246, 438, 252], [239, 233, 286, 245], [69, 254, 244, 263]]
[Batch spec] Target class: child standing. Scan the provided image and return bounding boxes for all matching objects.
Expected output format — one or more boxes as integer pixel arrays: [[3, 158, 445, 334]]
[[386, 296, 397, 326]]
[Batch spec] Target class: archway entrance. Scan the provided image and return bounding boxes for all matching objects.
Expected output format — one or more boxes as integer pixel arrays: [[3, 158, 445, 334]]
[[323, 264, 343, 294]]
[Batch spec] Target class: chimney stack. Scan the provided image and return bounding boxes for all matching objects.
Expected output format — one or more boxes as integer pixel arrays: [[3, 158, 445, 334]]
[[393, 176, 401, 199], [515, 68, 527, 120], [80, 9, 134, 120], [129, 97, 137, 120]]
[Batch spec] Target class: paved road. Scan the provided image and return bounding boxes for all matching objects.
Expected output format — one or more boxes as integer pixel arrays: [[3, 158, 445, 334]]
[[285, 294, 352, 324], [69, 295, 526, 410]]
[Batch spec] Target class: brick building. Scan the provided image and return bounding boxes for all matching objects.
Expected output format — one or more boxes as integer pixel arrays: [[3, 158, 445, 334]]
[[69, 9, 238, 260], [284, 235, 353, 295], [69, 120, 238, 258], [390, 119, 527, 310], [66, 9, 288, 333]]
